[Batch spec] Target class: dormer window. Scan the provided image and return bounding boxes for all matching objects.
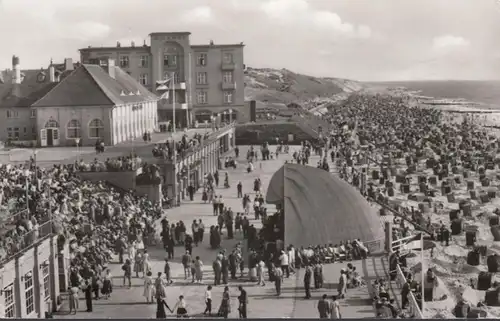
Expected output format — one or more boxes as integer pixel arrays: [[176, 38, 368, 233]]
[[120, 90, 126, 96], [37, 73, 46, 82], [128, 92, 135, 96]]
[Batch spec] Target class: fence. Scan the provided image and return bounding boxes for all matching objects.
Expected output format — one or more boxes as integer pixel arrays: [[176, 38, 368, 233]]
[[390, 234, 417, 256], [0, 219, 53, 266], [157, 122, 235, 164], [395, 264, 424, 318]]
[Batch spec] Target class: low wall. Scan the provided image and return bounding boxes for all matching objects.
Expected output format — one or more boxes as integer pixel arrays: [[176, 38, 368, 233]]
[[77, 171, 161, 204], [235, 122, 315, 145]]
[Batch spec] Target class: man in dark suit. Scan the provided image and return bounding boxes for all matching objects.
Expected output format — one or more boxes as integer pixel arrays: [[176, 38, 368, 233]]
[[304, 265, 312, 299], [238, 286, 248, 318]]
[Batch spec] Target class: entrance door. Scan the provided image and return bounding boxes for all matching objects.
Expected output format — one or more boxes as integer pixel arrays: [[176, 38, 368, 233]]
[[52, 129, 60, 146], [47, 129, 54, 146], [40, 129, 47, 147]]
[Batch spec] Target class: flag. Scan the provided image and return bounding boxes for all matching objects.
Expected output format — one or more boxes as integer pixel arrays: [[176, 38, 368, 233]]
[[159, 91, 169, 100], [156, 77, 172, 100]]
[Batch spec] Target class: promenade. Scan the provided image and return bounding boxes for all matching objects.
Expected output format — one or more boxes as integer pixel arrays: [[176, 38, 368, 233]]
[[49, 146, 385, 318]]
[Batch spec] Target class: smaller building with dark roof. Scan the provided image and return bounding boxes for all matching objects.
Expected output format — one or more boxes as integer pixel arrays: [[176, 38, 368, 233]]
[[0, 56, 159, 147]]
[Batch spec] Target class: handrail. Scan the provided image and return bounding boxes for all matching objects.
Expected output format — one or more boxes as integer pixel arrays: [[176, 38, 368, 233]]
[[391, 234, 418, 254], [0, 208, 29, 227], [0, 219, 53, 266], [395, 264, 424, 318], [156, 122, 235, 164]]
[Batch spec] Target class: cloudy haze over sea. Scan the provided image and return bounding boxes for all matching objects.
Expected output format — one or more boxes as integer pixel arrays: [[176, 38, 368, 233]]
[[1, 0, 499, 82]]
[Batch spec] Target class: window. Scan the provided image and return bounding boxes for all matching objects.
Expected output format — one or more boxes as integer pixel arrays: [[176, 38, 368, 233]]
[[7, 128, 19, 139], [4, 283, 15, 318], [223, 52, 233, 64], [139, 74, 148, 85], [196, 72, 207, 85], [197, 53, 207, 66], [223, 71, 233, 83], [99, 59, 107, 66], [25, 271, 34, 315], [42, 264, 50, 301], [163, 54, 177, 67], [6, 110, 18, 118], [224, 91, 233, 104], [173, 72, 180, 84], [119, 56, 129, 68], [66, 119, 81, 139], [30, 109, 36, 118], [139, 55, 149, 67], [197, 91, 207, 104], [45, 120, 59, 128], [88, 119, 104, 139]]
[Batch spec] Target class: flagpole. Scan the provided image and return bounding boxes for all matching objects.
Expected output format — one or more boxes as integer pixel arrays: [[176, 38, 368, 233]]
[[172, 71, 178, 207], [421, 232, 425, 318]]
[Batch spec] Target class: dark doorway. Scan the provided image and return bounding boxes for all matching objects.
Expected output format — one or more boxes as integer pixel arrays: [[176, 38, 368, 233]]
[[47, 129, 54, 146]]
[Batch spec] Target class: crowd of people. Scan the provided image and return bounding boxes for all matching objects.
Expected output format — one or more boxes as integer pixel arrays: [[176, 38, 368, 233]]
[[75, 155, 143, 172], [151, 132, 212, 161]]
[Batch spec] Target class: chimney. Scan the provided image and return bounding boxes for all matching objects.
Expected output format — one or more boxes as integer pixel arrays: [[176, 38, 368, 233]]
[[131, 41, 135, 47], [143, 40, 147, 47], [49, 66, 56, 82], [117, 41, 121, 47], [12, 55, 21, 84], [107, 59, 116, 79], [64, 58, 74, 71], [210, 40, 214, 45]]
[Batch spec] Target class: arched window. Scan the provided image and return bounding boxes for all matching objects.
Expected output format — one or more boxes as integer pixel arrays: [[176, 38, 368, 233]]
[[88, 119, 104, 139], [44, 120, 59, 128], [66, 120, 81, 139]]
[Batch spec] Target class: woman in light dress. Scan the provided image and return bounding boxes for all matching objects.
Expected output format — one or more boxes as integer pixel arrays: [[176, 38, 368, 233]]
[[143, 271, 156, 303], [143, 250, 152, 277], [154, 272, 168, 300], [128, 241, 137, 261], [194, 256, 204, 283]]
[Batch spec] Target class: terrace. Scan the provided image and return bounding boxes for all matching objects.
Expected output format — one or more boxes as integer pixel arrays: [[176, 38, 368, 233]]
[[0, 209, 54, 266]]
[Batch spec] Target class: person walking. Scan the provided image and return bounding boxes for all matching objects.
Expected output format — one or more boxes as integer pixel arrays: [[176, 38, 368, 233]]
[[273, 265, 283, 296], [304, 265, 312, 299], [173, 295, 189, 318], [204, 285, 213, 316], [317, 294, 330, 318], [238, 285, 248, 318], [155, 297, 172, 319], [329, 295, 341, 319], [218, 286, 231, 319]]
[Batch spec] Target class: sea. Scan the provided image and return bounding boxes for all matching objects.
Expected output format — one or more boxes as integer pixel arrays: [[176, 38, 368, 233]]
[[376, 80, 500, 108]]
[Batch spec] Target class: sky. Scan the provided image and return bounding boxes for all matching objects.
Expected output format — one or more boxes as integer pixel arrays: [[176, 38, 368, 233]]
[[0, 0, 499, 81]]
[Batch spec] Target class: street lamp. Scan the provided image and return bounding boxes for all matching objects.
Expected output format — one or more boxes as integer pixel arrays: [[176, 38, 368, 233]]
[[223, 111, 227, 124], [24, 169, 30, 212], [75, 138, 81, 165], [204, 120, 208, 133], [229, 109, 233, 123], [210, 116, 215, 131]]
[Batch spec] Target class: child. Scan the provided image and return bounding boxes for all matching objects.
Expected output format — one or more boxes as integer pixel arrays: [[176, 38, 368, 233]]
[[173, 295, 189, 318], [204, 285, 212, 315]]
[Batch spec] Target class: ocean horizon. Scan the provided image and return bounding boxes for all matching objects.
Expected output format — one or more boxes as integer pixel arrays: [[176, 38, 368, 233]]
[[373, 80, 500, 107]]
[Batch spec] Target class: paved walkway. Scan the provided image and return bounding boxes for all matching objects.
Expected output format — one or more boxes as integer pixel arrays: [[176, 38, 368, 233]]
[[52, 146, 381, 318]]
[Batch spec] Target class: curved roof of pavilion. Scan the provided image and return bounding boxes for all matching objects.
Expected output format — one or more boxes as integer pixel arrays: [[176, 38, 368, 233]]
[[266, 163, 384, 251]]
